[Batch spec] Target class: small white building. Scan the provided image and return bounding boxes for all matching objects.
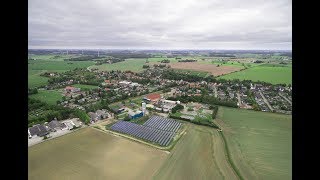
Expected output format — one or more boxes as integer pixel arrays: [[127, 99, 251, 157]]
[[119, 81, 131, 87]]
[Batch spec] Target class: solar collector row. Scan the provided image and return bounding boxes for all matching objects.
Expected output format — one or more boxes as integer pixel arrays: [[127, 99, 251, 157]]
[[110, 121, 174, 146], [143, 116, 181, 132]]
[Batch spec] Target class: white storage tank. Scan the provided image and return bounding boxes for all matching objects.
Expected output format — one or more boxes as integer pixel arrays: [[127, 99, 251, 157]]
[[142, 102, 146, 115]]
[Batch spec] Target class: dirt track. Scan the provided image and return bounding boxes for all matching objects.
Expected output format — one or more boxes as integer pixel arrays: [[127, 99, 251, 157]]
[[170, 62, 242, 76]]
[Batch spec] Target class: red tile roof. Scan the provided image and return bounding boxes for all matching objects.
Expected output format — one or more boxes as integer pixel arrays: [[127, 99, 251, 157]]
[[146, 93, 161, 101], [65, 86, 75, 90]]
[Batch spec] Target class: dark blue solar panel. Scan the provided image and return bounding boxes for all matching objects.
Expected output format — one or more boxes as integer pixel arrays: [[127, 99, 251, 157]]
[[110, 116, 182, 147]]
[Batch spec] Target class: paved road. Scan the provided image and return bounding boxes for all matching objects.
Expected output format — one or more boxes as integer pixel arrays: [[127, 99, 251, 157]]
[[279, 93, 292, 105], [259, 91, 274, 111]]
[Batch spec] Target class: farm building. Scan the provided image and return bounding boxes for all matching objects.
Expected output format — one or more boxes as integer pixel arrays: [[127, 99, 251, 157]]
[[88, 112, 99, 122], [47, 120, 65, 131], [146, 104, 154, 109], [88, 110, 109, 123], [111, 107, 125, 114], [128, 110, 143, 119], [61, 119, 82, 129], [162, 99, 178, 105], [130, 82, 140, 87], [96, 109, 108, 119], [119, 80, 131, 87], [65, 86, 80, 93], [28, 124, 50, 138]]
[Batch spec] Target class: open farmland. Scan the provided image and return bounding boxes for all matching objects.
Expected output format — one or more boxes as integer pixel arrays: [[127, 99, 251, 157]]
[[90, 58, 146, 72], [169, 62, 243, 76], [215, 107, 292, 180], [154, 123, 237, 180], [29, 60, 95, 71], [174, 69, 209, 77], [29, 54, 75, 61], [29, 128, 168, 180], [218, 65, 292, 84], [28, 60, 95, 88], [28, 70, 49, 88], [29, 89, 63, 105]]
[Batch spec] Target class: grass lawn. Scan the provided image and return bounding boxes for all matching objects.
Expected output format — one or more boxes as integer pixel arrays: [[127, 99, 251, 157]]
[[29, 128, 167, 180], [29, 89, 63, 105], [73, 84, 99, 90], [218, 66, 292, 85], [216, 107, 292, 180], [28, 70, 49, 88]]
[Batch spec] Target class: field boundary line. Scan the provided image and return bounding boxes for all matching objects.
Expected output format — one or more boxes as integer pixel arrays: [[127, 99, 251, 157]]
[[219, 131, 244, 180], [209, 131, 225, 179]]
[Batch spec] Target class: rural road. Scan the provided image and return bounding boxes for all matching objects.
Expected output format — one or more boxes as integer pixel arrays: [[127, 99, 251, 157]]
[[259, 91, 274, 111], [279, 93, 292, 105], [237, 93, 241, 106]]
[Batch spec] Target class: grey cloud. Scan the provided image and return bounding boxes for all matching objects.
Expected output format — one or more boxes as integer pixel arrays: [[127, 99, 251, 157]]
[[29, 0, 292, 49]]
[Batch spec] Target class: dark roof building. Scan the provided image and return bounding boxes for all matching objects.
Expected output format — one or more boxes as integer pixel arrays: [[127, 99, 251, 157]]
[[47, 120, 61, 131], [28, 124, 50, 137]]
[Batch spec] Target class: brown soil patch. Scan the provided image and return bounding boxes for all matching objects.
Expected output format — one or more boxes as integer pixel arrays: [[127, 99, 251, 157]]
[[169, 62, 243, 76]]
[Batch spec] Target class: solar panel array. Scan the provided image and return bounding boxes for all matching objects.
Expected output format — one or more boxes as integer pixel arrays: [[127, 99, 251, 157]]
[[110, 116, 182, 146], [143, 116, 181, 132]]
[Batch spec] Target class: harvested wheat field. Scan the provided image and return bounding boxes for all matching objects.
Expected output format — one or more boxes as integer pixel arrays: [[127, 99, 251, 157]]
[[170, 62, 242, 76], [28, 127, 168, 180]]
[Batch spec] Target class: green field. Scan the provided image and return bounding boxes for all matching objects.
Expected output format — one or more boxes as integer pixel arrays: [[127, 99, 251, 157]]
[[91, 57, 180, 72], [90, 58, 146, 72], [218, 65, 292, 84], [28, 60, 95, 88], [29, 60, 95, 71], [29, 128, 167, 180], [29, 89, 63, 105], [29, 54, 75, 61], [28, 70, 49, 88], [154, 123, 237, 180], [215, 107, 292, 180], [73, 84, 99, 90]]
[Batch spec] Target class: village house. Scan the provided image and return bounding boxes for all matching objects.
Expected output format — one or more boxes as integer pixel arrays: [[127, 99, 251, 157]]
[[88, 109, 109, 123], [47, 120, 66, 132], [65, 86, 80, 93], [28, 124, 50, 138]]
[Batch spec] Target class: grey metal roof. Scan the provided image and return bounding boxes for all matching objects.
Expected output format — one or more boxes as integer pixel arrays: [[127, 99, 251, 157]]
[[28, 124, 49, 136], [47, 120, 61, 130]]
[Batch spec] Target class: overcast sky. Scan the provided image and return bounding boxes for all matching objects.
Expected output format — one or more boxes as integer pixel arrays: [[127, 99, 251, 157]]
[[28, 0, 292, 50]]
